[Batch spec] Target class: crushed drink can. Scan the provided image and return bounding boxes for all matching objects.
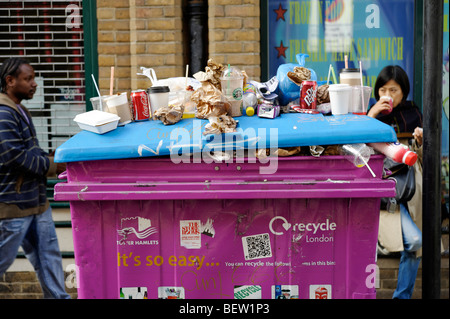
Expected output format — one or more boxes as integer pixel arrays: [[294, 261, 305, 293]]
[[131, 89, 151, 121], [299, 80, 318, 112]]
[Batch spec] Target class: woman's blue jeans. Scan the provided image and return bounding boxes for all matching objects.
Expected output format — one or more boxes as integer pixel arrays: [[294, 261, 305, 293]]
[[393, 203, 423, 299], [0, 207, 70, 299]]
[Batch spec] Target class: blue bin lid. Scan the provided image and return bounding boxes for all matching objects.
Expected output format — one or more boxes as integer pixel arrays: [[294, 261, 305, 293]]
[[55, 113, 396, 163]]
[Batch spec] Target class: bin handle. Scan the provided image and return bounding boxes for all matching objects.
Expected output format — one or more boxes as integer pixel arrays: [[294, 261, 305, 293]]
[[58, 171, 68, 180]]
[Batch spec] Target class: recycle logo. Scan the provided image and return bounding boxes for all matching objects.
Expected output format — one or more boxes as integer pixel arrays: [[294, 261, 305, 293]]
[[269, 216, 291, 235]]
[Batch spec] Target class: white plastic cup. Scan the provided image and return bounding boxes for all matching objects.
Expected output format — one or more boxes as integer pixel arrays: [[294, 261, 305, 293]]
[[148, 86, 170, 113], [351, 86, 372, 115], [90, 95, 111, 111], [328, 84, 352, 115], [104, 92, 133, 125]]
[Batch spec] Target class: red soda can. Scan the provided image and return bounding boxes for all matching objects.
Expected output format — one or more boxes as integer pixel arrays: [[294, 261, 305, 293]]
[[131, 89, 151, 121], [300, 80, 318, 111]]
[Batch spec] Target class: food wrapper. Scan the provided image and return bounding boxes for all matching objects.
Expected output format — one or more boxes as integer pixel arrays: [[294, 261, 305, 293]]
[[192, 59, 248, 119], [203, 115, 237, 135], [287, 67, 311, 86], [323, 145, 340, 156], [317, 84, 330, 104], [309, 145, 325, 157], [255, 147, 301, 159], [317, 102, 331, 114], [194, 59, 226, 90], [191, 81, 230, 119], [153, 104, 184, 125]]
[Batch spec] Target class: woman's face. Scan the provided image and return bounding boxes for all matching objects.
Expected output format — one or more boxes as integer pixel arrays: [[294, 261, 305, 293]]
[[378, 79, 404, 108]]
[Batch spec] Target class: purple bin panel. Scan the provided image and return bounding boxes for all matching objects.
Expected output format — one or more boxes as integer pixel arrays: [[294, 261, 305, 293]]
[[54, 155, 395, 299]]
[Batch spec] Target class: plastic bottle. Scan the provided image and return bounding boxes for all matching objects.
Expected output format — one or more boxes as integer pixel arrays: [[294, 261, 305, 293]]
[[243, 91, 257, 116], [368, 142, 417, 166]]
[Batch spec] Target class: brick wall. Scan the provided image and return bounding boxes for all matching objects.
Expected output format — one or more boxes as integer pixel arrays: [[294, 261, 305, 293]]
[[97, 0, 184, 94], [96, 0, 261, 96], [0, 272, 77, 299], [208, 0, 261, 79]]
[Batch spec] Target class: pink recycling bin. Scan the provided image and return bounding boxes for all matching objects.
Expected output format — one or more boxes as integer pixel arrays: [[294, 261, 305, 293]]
[[55, 155, 395, 299]]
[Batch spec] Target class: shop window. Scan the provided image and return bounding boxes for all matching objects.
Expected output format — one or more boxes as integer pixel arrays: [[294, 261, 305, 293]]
[[0, 1, 85, 153]]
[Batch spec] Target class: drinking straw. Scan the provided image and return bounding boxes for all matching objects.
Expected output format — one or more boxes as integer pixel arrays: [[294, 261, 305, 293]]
[[342, 144, 376, 177], [227, 64, 231, 94], [109, 66, 115, 96], [327, 64, 332, 85], [344, 55, 348, 69], [330, 64, 338, 85], [91, 74, 102, 111], [361, 156, 376, 177], [359, 61, 365, 112], [185, 64, 189, 88]]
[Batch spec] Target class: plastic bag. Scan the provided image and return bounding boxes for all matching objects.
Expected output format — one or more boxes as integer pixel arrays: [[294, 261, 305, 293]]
[[276, 53, 317, 106]]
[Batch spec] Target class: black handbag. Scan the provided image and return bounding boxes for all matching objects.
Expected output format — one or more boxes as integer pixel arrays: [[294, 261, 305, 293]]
[[380, 158, 416, 212]]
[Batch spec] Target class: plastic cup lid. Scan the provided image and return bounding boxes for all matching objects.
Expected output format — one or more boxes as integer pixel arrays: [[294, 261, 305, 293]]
[[148, 86, 170, 93], [220, 66, 243, 79], [340, 68, 360, 73]]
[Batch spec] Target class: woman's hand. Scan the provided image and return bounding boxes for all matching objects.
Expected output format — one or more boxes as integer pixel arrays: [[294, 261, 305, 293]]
[[367, 99, 392, 118], [413, 127, 423, 146]]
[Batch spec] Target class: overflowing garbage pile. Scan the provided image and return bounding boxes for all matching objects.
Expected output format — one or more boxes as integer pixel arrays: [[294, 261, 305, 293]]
[[73, 54, 416, 172]]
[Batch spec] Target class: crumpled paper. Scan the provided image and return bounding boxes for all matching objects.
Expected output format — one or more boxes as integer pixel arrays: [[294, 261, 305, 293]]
[[153, 104, 184, 125], [287, 66, 311, 86], [191, 81, 230, 119], [203, 115, 237, 135], [194, 59, 226, 91], [192, 59, 248, 120], [317, 84, 330, 104], [256, 147, 302, 159]]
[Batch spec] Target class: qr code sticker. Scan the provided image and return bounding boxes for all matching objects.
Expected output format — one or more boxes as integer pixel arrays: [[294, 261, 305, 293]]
[[242, 233, 272, 260]]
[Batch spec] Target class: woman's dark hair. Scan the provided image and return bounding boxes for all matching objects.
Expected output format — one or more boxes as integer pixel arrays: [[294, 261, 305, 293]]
[[374, 65, 410, 102], [0, 58, 31, 93]]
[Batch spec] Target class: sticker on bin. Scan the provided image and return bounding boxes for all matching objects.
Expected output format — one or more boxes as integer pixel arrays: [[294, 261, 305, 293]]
[[73, 110, 120, 134], [158, 286, 185, 299], [242, 233, 272, 260], [180, 220, 201, 249], [272, 285, 299, 299], [234, 285, 262, 299], [120, 287, 147, 299], [117, 216, 158, 245], [309, 285, 332, 299]]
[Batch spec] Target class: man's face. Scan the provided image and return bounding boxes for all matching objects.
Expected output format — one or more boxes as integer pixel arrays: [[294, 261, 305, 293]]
[[7, 64, 37, 101]]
